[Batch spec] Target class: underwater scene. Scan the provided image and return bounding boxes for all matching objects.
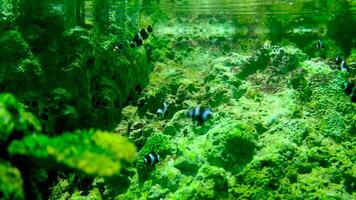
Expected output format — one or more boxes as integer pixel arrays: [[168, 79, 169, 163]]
[[0, 0, 356, 199]]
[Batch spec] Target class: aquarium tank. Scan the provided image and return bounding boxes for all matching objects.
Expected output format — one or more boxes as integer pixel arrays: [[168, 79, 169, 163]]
[[0, 0, 355, 199]]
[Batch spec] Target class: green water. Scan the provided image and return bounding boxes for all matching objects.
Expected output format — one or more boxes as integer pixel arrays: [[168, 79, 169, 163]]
[[0, 0, 355, 199]]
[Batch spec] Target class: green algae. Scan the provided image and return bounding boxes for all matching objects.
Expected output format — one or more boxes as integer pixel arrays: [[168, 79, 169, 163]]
[[110, 44, 355, 199], [138, 133, 171, 162], [204, 121, 257, 173], [1, 0, 356, 199]]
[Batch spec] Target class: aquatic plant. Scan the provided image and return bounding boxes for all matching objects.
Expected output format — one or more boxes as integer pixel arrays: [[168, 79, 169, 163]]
[[0, 94, 137, 199], [0, 161, 24, 200], [8, 129, 136, 177], [0, 94, 41, 144]]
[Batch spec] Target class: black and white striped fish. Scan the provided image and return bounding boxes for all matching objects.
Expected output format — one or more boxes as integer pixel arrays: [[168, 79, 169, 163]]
[[341, 82, 356, 103], [352, 94, 356, 102], [315, 39, 325, 50], [187, 106, 213, 124], [334, 56, 349, 72], [341, 60, 349, 72], [130, 25, 153, 48], [144, 152, 161, 166], [335, 56, 342, 66], [113, 25, 153, 52], [113, 42, 125, 53], [342, 82, 354, 95], [157, 102, 169, 117]]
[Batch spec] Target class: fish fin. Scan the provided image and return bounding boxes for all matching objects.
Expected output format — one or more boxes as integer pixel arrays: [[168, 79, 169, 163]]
[[163, 102, 169, 108]]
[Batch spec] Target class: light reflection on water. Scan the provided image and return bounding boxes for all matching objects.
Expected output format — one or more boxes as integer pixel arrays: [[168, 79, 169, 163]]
[[142, 0, 356, 16], [111, 0, 355, 55], [136, 0, 355, 36]]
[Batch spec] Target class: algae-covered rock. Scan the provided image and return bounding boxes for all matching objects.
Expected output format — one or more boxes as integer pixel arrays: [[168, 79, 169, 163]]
[[173, 165, 229, 199], [205, 120, 257, 173], [137, 133, 171, 166], [113, 43, 355, 199], [173, 156, 200, 175], [8, 130, 136, 177], [50, 174, 103, 200], [0, 161, 24, 200]]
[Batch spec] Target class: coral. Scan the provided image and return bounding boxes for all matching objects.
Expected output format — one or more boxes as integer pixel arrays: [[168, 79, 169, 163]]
[[8, 129, 136, 177]]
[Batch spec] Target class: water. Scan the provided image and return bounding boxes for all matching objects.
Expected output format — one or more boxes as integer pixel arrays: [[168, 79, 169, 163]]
[[137, 0, 355, 55], [0, 0, 355, 199]]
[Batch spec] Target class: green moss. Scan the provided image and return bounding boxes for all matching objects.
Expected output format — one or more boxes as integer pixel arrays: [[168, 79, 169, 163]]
[[173, 156, 199, 176], [173, 165, 229, 199], [137, 133, 171, 165], [289, 68, 312, 102], [8, 130, 136, 177], [1, 1, 355, 198], [117, 43, 354, 199], [163, 110, 190, 136], [205, 120, 257, 173], [68, 188, 102, 200], [236, 47, 272, 80]]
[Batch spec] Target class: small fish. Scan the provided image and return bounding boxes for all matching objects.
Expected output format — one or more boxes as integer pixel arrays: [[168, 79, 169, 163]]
[[144, 152, 161, 166], [342, 82, 355, 95], [113, 42, 124, 52], [157, 101, 169, 117], [315, 39, 325, 50], [187, 106, 212, 124], [140, 29, 149, 40], [147, 25, 153, 33], [130, 25, 153, 48], [335, 56, 342, 66], [130, 33, 142, 48], [341, 60, 349, 72], [351, 94, 356, 103]]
